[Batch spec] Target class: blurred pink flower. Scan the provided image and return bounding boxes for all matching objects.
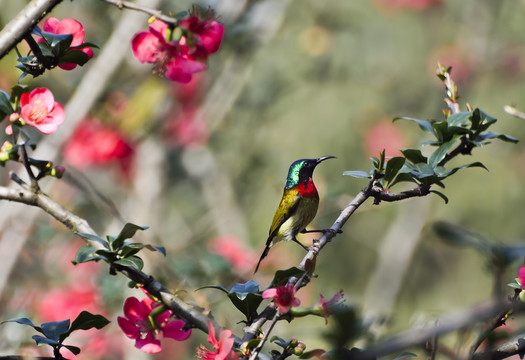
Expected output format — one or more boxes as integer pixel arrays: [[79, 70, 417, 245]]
[[20, 88, 65, 134], [164, 107, 209, 148], [196, 320, 238, 360], [37, 283, 104, 322], [40, 17, 94, 70], [132, 20, 207, 84], [62, 117, 134, 174], [118, 294, 192, 354], [208, 235, 259, 272], [364, 121, 405, 158], [262, 284, 300, 314], [427, 46, 475, 85]]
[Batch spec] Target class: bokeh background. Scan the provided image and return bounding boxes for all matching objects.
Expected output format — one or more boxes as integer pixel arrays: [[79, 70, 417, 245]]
[[1, 0, 525, 358]]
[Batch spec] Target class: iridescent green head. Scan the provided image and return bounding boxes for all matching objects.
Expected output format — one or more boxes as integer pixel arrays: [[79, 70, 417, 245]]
[[284, 156, 336, 189]]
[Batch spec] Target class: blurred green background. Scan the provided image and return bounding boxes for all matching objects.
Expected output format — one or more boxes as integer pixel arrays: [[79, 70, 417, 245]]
[[1, 0, 525, 358]]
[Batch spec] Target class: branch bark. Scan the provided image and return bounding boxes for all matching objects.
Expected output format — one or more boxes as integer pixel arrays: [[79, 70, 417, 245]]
[[0, 0, 63, 60]]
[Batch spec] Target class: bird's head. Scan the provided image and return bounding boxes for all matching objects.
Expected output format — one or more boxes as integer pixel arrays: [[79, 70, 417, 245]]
[[285, 156, 336, 189]]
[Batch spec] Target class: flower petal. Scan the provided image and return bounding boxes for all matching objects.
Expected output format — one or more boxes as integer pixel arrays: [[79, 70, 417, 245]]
[[135, 333, 162, 354], [131, 32, 161, 63], [162, 319, 192, 341], [117, 316, 140, 339]]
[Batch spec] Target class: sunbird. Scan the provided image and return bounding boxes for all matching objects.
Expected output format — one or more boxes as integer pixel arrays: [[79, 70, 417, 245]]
[[254, 156, 336, 273]]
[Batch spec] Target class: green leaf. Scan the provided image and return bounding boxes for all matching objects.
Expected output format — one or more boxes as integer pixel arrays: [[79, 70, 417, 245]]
[[41, 319, 70, 341], [120, 243, 145, 258], [41, 31, 73, 51], [383, 157, 405, 185], [269, 267, 305, 289], [433, 221, 490, 252], [475, 132, 519, 144], [72, 245, 107, 265], [1, 317, 42, 333], [400, 149, 427, 164], [508, 282, 522, 289], [437, 161, 488, 180], [112, 223, 149, 250], [0, 89, 13, 118], [429, 190, 448, 204], [342, 171, 371, 178], [428, 138, 458, 168], [144, 244, 167, 256], [9, 84, 30, 105], [227, 280, 263, 318], [63, 311, 110, 341], [59, 50, 90, 66], [446, 111, 472, 126], [75, 232, 109, 249], [63, 344, 81, 355], [114, 256, 144, 270], [32, 335, 59, 346], [393, 116, 436, 135]]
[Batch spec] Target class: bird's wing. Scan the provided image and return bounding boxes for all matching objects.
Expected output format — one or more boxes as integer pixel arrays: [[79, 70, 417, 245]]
[[268, 190, 301, 241]]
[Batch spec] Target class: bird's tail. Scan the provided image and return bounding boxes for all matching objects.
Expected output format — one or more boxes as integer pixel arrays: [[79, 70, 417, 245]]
[[254, 244, 271, 274]]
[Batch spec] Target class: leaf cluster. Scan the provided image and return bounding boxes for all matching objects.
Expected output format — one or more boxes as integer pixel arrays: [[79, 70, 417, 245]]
[[16, 26, 98, 80], [73, 222, 165, 272], [1, 311, 109, 358], [344, 108, 517, 203]]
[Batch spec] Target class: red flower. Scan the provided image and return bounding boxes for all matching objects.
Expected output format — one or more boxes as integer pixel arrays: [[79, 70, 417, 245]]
[[197, 320, 238, 360], [132, 20, 207, 83], [40, 17, 94, 70], [262, 284, 301, 314], [62, 118, 134, 173], [20, 88, 65, 134], [118, 294, 192, 354]]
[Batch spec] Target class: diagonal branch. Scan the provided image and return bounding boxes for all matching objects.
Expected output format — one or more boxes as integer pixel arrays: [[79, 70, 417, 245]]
[[0, 0, 63, 60]]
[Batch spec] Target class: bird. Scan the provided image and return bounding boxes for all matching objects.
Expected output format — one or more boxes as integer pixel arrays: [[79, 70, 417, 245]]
[[254, 156, 336, 273]]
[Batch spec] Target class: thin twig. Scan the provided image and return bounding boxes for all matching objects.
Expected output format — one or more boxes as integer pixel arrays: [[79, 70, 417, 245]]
[[249, 311, 280, 360], [97, 0, 180, 26]]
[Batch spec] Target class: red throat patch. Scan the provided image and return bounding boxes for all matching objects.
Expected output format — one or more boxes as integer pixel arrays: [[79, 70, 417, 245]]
[[297, 178, 318, 198]]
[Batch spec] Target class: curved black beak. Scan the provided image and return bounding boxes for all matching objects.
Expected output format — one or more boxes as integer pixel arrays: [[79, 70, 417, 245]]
[[316, 155, 336, 164]]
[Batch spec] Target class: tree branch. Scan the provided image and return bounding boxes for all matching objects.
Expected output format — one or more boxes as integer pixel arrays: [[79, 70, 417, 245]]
[[0, 0, 63, 60], [97, 0, 180, 26]]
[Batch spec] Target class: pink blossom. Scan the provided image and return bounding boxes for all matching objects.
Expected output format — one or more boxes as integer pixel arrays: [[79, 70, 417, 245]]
[[364, 121, 405, 158], [117, 294, 191, 354], [317, 290, 344, 324], [20, 88, 65, 134], [62, 118, 134, 174], [519, 265, 525, 288], [132, 20, 207, 83], [179, 15, 224, 55], [40, 17, 94, 70], [37, 283, 104, 322], [197, 320, 238, 360], [208, 235, 259, 272], [262, 284, 300, 314]]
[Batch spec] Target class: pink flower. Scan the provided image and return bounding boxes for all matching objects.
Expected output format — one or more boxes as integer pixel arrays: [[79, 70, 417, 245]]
[[317, 290, 344, 324], [262, 284, 300, 314], [37, 283, 105, 322], [364, 121, 405, 158], [40, 17, 94, 70], [20, 88, 65, 134], [519, 265, 525, 288], [164, 106, 209, 147], [179, 14, 224, 55], [208, 235, 259, 272], [62, 118, 134, 174], [197, 320, 238, 360], [132, 20, 207, 83], [118, 294, 192, 354]]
